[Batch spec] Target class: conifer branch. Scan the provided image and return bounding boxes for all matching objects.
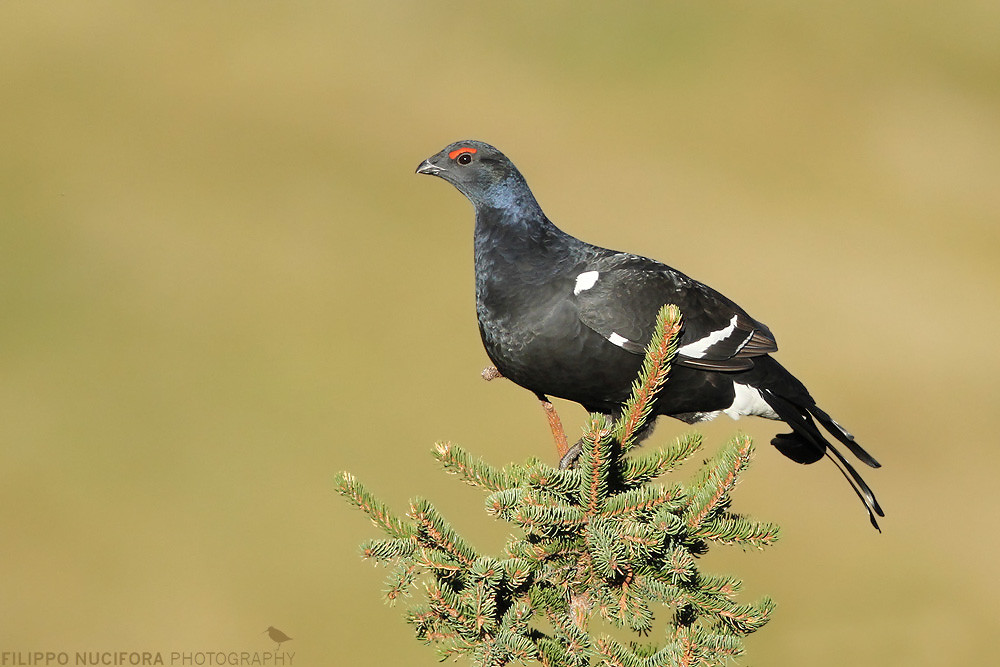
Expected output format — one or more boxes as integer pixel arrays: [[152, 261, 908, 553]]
[[335, 471, 416, 540], [338, 305, 779, 666], [684, 433, 754, 530], [615, 304, 682, 453], [435, 441, 518, 492], [409, 497, 479, 567], [621, 433, 703, 488], [581, 414, 614, 516]]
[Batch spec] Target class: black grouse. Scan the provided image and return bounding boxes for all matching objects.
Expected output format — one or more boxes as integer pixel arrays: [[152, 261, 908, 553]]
[[416, 140, 883, 529]]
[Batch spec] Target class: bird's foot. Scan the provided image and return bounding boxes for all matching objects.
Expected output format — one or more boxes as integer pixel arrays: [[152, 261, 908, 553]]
[[481, 366, 503, 381], [559, 439, 583, 469], [540, 400, 569, 460]]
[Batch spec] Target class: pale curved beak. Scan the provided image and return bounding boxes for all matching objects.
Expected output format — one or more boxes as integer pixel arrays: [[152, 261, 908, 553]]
[[415, 159, 444, 175]]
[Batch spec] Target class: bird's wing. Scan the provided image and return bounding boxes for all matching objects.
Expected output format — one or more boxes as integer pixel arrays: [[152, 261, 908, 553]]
[[573, 255, 777, 371]]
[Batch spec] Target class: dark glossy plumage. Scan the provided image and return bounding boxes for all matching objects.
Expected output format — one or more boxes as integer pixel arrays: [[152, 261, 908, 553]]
[[417, 140, 883, 529]]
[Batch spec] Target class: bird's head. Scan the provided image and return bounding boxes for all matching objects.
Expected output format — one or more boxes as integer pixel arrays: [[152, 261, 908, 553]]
[[416, 140, 529, 209]]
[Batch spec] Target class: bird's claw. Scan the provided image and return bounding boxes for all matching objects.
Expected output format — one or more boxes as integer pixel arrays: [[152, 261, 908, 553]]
[[559, 440, 583, 469]]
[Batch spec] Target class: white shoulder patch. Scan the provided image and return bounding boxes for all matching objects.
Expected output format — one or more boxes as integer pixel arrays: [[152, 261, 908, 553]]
[[723, 383, 779, 420], [607, 332, 631, 349], [677, 314, 740, 359], [573, 270, 600, 295]]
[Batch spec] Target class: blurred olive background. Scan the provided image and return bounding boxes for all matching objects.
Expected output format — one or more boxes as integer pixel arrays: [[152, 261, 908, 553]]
[[2, 2, 998, 665]]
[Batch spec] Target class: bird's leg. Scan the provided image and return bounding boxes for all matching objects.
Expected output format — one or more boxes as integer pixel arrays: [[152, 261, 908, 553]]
[[481, 368, 569, 462], [539, 398, 569, 460]]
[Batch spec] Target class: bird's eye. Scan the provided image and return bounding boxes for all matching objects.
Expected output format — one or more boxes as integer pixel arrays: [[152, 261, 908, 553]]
[[457, 152, 473, 165]]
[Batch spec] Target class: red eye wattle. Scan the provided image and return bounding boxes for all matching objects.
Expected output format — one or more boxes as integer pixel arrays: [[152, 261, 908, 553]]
[[449, 147, 477, 163]]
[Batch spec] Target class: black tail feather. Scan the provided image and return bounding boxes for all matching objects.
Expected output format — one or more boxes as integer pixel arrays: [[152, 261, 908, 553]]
[[760, 389, 883, 530], [806, 403, 881, 469], [822, 446, 884, 532]]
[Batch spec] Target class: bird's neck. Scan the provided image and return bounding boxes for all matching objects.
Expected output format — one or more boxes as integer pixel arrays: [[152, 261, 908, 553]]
[[474, 201, 567, 263], [472, 173, 560, 239], [471, 174, 580, 317], [473, 173, 545, 217], [473, 203, 576, 321]]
